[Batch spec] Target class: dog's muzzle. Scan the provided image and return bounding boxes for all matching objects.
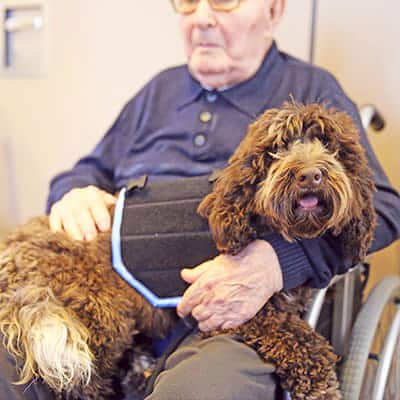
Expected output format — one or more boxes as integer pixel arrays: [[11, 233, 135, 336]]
[[295, 189, 327, 214]]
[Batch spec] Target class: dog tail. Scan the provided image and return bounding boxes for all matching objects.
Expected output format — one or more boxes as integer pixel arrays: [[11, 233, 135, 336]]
[[0, 285, 94, 393]]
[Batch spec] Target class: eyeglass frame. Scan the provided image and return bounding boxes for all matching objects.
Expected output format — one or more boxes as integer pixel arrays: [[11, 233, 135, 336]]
[[170, 0, 243, 14]]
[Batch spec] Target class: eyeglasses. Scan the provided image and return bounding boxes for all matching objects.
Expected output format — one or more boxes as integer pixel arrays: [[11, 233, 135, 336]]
[[170, 0, 242, 14]]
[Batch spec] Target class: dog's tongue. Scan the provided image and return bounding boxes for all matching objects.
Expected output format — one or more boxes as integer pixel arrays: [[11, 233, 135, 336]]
[[299, 195, 319, 209]]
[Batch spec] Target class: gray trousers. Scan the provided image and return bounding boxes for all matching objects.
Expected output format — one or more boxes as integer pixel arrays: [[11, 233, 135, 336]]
[[0, 332, 278, 400], [145, 331, 278, 400], [0, 340, 54, 400]]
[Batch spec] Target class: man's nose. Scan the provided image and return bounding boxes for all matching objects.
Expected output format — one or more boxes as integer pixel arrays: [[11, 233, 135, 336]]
[[297, 167, 323, 188], [192, 0, 217, 29]]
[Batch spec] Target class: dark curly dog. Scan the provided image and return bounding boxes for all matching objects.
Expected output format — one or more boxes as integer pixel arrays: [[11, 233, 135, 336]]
[[0, 102, 376, 400], [198, 101, 377, 399], [199, 101, 376, 261]]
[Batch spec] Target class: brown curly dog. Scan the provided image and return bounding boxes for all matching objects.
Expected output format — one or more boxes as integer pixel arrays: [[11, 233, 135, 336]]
[[198, 101, 376, 262], [198, 101, 377, 399], [0, 220, 174, 399], [0, 101, 376, 400]]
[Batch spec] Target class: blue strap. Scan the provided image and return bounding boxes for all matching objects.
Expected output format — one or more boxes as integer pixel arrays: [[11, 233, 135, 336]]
[[111, 187, 182, 308]]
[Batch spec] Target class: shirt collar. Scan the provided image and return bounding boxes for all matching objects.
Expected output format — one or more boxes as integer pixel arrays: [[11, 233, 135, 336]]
[[176, 69, 204, 111], [177, 41, 284, 118], [218, 42, 284, 118]]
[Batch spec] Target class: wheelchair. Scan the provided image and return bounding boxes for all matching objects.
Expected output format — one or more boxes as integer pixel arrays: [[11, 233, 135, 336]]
[[284, 105, 400, 400]]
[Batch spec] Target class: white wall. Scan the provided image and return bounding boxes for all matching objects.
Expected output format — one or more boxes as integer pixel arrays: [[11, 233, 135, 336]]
[[314, 0, 400, 277], [315, 0, 400, 190]]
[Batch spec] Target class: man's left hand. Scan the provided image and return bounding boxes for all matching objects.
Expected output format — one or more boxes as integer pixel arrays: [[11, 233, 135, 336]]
[[177, 240, 283, 332]]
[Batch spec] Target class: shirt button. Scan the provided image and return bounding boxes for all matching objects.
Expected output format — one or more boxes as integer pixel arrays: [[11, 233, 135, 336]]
[[193, 133, 207, 147], [206, 92, 218, 103], [199, 111, 212, 123]]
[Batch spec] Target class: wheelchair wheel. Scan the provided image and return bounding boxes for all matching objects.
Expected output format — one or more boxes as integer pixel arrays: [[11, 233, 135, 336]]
[[340, 276, 400, 400]]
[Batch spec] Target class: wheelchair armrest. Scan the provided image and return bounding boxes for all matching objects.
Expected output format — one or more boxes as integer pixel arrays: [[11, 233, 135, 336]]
[[304, 264, 365, 329]]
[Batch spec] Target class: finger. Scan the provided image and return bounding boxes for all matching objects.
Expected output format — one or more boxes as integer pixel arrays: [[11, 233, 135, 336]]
[[49, 206, 62, 233], [90, 201, 112, 232], [191, 304, 213, 322], [61, 212, 84, 241], [178, 268, 221, 317], [198, 315, 225, 332], [177, 282, 206, 317], [180, 260, 212, 284], [74, 209, 98, 241], [102, 192, 117, 206], [221, 320, 239, 330]]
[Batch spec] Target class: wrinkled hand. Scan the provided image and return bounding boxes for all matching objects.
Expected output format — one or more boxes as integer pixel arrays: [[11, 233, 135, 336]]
[[177, 240, 283, 332], [49, 186, 116, 241]]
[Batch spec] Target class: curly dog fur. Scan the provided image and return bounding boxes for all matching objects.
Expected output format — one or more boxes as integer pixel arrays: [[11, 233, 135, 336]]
[[197, 101, 377, 399], [198, 101, 376, 262], [0, 219, 173, 399], [0, 101, 376, 399]]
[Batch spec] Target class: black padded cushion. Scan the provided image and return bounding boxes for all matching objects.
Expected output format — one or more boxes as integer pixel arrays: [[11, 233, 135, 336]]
[[120, 176, 218, 298]]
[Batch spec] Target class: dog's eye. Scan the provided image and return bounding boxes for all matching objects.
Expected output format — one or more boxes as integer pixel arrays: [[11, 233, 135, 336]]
[[305, 123, 322, 138], [318, 136, 330, 147], [269, 144, 279, 154]]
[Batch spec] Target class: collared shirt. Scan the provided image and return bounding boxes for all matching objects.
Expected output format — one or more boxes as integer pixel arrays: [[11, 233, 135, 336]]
[[47, 42, 400, 290]]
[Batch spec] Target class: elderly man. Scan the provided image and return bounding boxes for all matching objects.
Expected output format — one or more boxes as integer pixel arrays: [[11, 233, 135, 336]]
[[1, 0, 399, 399]]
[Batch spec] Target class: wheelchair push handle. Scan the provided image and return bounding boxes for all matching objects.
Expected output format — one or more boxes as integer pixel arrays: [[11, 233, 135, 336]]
[[360, 104, 385, 132]]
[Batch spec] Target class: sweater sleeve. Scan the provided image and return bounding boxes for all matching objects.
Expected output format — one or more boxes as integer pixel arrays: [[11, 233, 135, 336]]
[[46, 88, 148, 213], [264, 77, 400, 290]]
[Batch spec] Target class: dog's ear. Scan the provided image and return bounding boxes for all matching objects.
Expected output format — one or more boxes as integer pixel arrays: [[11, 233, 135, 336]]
[[198, 167, 259, 254], [198, 188, 258, 254], [337, 154, 376, 263], [197, 107, 286, 254], [229, 107, 287, 172], [321, 111, 365, 174], [323, 110, 377, 263], [335, 171, 376, 264]]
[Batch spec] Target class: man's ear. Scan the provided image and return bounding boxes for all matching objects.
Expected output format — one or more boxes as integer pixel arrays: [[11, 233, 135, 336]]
[[269, 0, 286, 29]]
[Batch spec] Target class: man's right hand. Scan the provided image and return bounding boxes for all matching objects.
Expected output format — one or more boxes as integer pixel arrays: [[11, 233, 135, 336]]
[[49, 186, 117, 241]]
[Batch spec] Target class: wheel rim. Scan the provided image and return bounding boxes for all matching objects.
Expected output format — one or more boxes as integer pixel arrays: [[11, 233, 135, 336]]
[[383, 330, 400, 400], [359, 299, 400, 400], [340, 277, 400, 399]]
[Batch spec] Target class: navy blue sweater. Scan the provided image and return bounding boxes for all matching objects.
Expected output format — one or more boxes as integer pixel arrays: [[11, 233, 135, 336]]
[[47, 42, 400, 290]]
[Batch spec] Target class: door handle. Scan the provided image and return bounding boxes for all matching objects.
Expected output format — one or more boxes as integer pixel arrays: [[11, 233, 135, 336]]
[[4, 15, 43, 33]]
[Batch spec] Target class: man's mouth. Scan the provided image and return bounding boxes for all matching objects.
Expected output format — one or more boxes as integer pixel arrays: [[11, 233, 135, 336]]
[[196, 43, 219, 48]]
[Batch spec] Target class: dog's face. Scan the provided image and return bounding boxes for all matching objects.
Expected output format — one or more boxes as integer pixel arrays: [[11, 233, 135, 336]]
[[200, 101, 375, 260], [248, 102, 371, 242], [256, 133, 353, 240]]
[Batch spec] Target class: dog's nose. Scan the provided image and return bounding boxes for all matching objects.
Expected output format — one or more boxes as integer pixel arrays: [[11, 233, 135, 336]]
[[297, 167, 322, 188]]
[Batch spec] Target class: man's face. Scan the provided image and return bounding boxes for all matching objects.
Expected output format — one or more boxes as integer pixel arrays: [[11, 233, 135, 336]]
[[179, 0, 284, 88]]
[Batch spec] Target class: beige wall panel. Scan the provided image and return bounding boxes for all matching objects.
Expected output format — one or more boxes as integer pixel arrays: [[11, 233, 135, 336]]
[[275, 0, 313, 61], [315, 0, 400, 280], [0, 1, 92, 224]]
